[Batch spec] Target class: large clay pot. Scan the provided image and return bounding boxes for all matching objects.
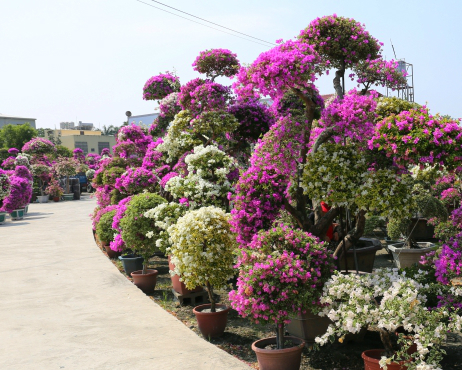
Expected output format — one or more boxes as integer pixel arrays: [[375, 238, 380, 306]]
[[362, 349, 407, 370], [388, 242, 438, 269], [53, 196, 60, 202], [119, 254, 144, 276], [131, 269, 159, 293], [168, 255, 203, 295], [101, 241, 121, 259], [0, 212, 7, 225], [252, 336, 305, 370], [287, 309, 331, 343], [193, 304, 230, 338], [10, 209, 25, 220]]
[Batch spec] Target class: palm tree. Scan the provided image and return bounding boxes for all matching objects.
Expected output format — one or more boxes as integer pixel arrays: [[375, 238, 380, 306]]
[[101, 125, 118, 136]]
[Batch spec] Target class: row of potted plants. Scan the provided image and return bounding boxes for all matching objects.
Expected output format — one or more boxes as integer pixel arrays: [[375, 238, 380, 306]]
[[87, 14, 462, 370]]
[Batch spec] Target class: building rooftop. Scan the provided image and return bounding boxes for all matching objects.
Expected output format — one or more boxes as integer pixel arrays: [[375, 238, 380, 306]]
[[0, 113, 36, 120]]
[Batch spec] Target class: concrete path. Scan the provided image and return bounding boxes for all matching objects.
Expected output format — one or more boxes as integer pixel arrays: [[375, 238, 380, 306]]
[[0, 195, 251, 370]]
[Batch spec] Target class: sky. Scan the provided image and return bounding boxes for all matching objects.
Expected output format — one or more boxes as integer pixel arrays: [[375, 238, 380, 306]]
[[1, 0, 461, 129]]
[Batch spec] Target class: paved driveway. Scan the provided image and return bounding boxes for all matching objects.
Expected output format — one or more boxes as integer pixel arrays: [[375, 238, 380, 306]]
[[0, 195, 251, 370]]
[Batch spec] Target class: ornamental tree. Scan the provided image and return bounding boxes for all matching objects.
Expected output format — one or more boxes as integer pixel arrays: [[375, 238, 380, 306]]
[[192, 48, 240, 81], [168, 206, 236, 312], [229, 225, 335, 349], [53, 157, 78, 194], [143, 72, 180, 101], [22, 137, 56, 157], [0, 171, 11, 208], [230, 15, 451, 260], [119, 193, 167, 273], [31, 163, 51, 196]]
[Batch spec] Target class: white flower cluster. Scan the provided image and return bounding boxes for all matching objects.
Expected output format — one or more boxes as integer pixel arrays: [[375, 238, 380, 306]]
[[144, 202, 186, 253], [167, 206, 236, 290], [315, 268, 462, 370], [165, 145, 237, 209], [156, 131, 199, 162]]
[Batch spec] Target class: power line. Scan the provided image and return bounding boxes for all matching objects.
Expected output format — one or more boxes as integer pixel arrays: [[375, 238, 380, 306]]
[[134, 0, 275, 48]]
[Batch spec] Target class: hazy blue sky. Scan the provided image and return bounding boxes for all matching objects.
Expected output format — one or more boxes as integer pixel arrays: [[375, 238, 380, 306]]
[[1, 0, 460, 129]]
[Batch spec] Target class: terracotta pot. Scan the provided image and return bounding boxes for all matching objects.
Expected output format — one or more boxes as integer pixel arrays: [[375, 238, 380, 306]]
[[193, 303, 230, 338], [252, 336, 305, 370], [362, 349, 407, 370], [131, 269, 159, 293], [101, 241, 121, 259], [168, 255, 203, 295], [53, 196, 60, 202]]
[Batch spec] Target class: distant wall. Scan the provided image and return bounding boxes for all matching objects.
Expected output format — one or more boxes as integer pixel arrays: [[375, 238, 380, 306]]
[[0, 117, 37, 129]]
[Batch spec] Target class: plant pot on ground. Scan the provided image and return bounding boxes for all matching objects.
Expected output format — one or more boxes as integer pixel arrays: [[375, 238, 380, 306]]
[[119, 193, 167, 293], [169, 206, 236, 338], [45, 178, 64, 203], [229, 225, 336, 370], [119, 254, 144, 276]]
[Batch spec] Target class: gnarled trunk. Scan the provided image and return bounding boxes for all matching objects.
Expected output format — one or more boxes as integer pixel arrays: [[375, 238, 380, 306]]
[[333, 210, 366, 257]]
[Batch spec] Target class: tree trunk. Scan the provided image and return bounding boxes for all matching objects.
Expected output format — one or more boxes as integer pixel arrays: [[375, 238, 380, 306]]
[[276, 323, 285, 349], [333, 61, 346, 100], [206, 281, 215, 312], [333, 210, 366, 257], [379, 329, 395, 357]]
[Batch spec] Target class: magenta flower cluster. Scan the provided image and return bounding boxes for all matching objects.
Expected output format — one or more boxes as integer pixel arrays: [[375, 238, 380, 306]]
[[229, 225, 335, 325], [227, 99, 275, 142], [22, 137, 56, 155], [179, 79, 232, 117], [115, 167, 158, 195], [114, 124, 152, 161], [314, 89, 377, 144], [192, 48, 240, 78], [91, 204, 118, 231], [143, 72, 181, 101], [0, 166, 32, 212], [233, 39, 321, 100], [370, 107, 462, 170], [73, 148, 85, 163]]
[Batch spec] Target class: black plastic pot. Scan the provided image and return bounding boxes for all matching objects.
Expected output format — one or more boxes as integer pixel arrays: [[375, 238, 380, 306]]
[[118, 254, 144, 276]]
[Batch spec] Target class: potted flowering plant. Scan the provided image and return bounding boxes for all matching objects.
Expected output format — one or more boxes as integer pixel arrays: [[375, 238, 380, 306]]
[[119, 193, 167, 292], [31, 163, 51, 203], [229, 225, 335, 370], [45, 178, 64, 201], [0, 172, 11, 223], [315, 268, 462, 370], [53, 157, 78, 197], [168, 206, 236, 338]]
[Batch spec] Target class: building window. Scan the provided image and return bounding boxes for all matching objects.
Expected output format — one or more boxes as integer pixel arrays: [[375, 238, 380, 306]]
[[98, 142, 110, 154], [91, 148, 95, 152], [75, 142, 89, 154]]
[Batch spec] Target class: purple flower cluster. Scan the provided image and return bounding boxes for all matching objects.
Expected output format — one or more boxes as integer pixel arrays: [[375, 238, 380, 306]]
[[22, 137, 56, 155], [227, 99, 275, 142], [91, 204, 118, 231], [8, 148, 19, 156], [370, 107, 462, 170], [73, 148, 85, 163], [143, 72, 181, 101], [233, 39, 321, 100], [192, 48, 240, 79], [0, 172, 32, 212], [159, 92, 181, 118], [315, 89, 377, 144], [179, 79, 232, 117], [114, 124, 152, 161], [115, 167, 158, 195], [85, 153, 101, 170], [229, 225, 335, 325], [229, 165, 288, 247]]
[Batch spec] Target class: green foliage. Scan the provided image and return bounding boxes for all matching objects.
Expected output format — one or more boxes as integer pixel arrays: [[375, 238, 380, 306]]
[[0, 148, 9, 162], [96, 210, 117, 243], [0, 123, 37, 149], [364, 215, 386, 236], [55, 145, 72, 158], [102, 167, 125, 186], [120, 193, 167, 264], [375, 97, 421, 123]]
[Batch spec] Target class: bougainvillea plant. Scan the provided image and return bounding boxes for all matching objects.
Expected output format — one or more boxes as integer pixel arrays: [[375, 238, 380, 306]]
[[53, 157, 78, 194], [168, 206, 236, 312], [143, 72, 181, 101], [0, 172, 11, 202], [192, 48, 240, 80], [229, 225, 335, 349], [22, 137, 56, 156]]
